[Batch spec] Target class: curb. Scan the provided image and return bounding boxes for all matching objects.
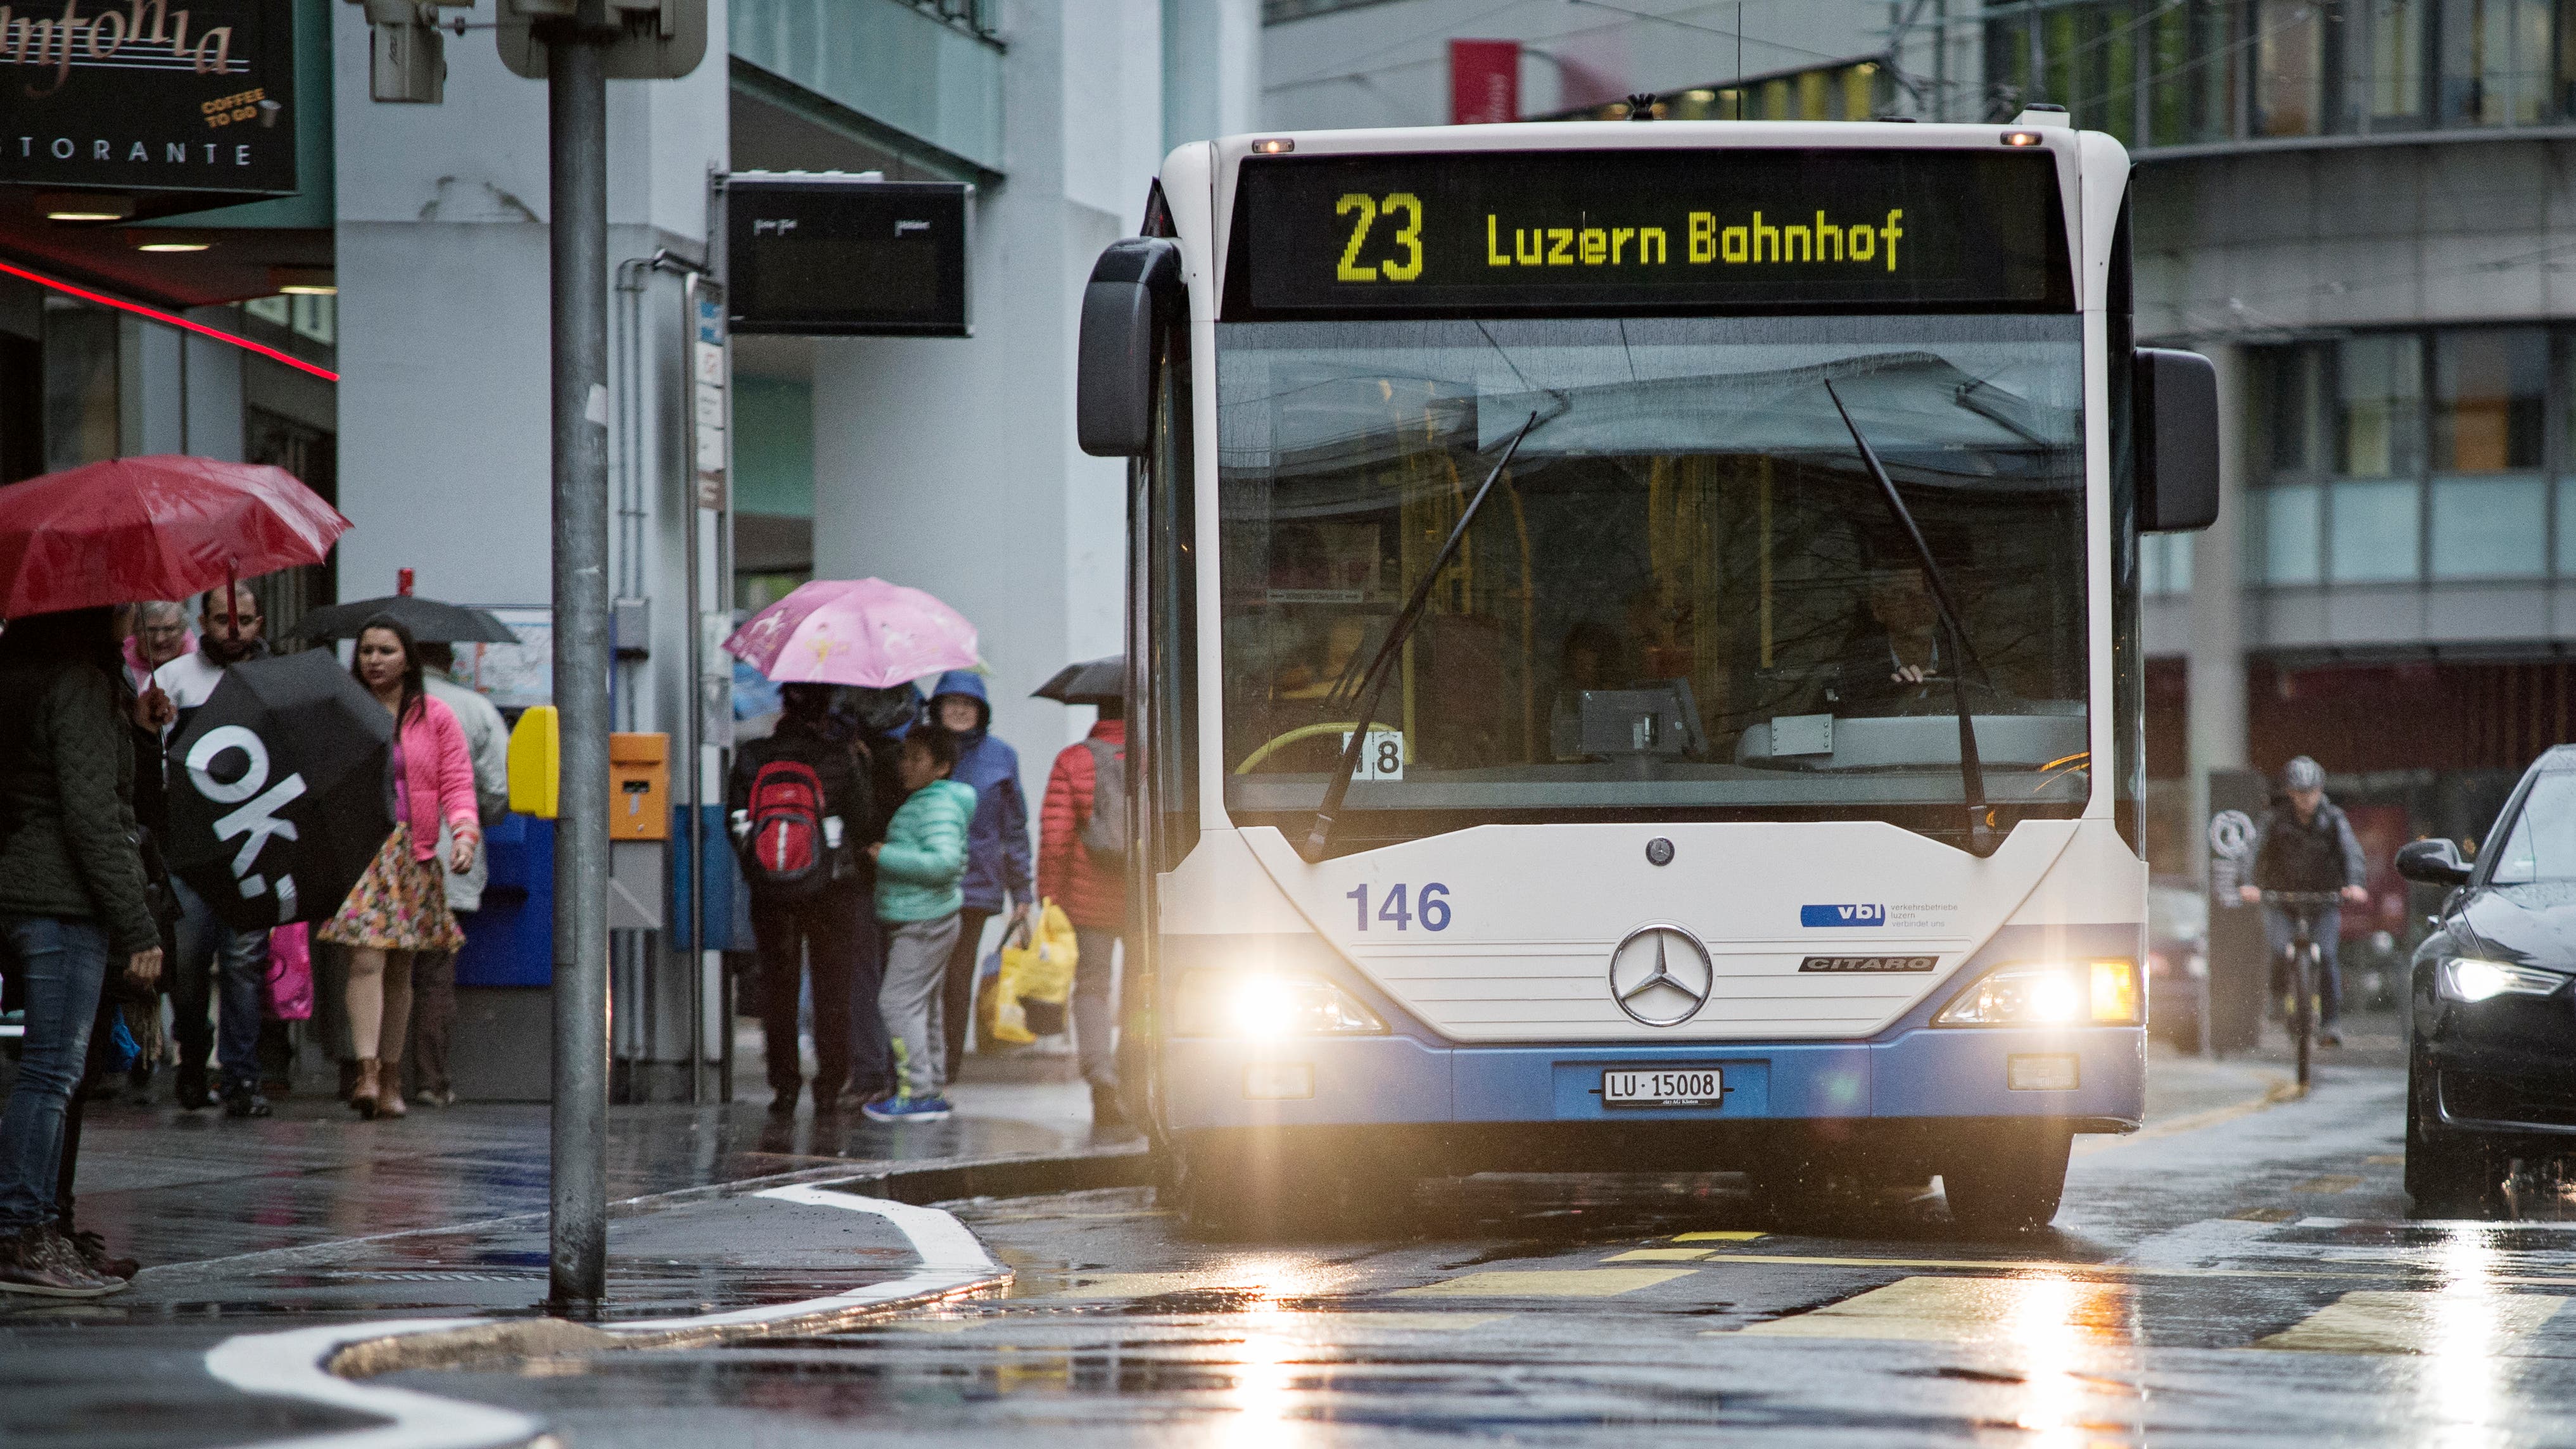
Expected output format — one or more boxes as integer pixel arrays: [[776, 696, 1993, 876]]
[[206, 1141, 1161, 1448]]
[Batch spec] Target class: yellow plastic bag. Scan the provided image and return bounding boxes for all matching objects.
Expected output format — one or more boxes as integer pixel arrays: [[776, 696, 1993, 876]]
[[988, 900, 1079, 1046]]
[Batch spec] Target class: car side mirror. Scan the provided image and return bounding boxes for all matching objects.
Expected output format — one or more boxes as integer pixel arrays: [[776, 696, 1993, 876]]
[[1076, 237, 1184, 458], [2395, 838, 2472, 886], [2136, 346, 2219, 533]]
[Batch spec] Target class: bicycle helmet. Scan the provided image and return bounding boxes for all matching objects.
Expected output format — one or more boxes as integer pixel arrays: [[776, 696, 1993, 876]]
[[2283, 756, 2325, 792]]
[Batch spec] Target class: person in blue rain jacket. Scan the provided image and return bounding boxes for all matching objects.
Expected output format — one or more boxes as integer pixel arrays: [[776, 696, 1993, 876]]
[[922, 671, 1033, 1072]]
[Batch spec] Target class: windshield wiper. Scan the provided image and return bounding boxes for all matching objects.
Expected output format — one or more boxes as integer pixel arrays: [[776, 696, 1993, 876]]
[[1300, 410, 1541, 864], [1823, 381, 1994, 852]]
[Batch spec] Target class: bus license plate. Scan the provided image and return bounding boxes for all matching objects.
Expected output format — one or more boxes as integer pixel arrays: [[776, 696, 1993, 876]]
[[1601, 1068, 1723, 1108]]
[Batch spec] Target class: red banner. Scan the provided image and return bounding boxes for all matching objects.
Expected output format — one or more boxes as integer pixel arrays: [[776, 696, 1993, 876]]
[[1449, 39, 1520, 125]]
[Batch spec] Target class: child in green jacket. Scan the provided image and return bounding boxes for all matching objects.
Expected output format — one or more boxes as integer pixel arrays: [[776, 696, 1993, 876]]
[[864, 726, 978, 1121]]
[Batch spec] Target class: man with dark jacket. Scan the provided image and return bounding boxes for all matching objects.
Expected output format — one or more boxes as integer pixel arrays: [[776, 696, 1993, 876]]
[[2238, 755, 2370, 1046], [924, 671, 1032, 1074], [728, 683, 878, 1116], [150, 586, 274, 1117]]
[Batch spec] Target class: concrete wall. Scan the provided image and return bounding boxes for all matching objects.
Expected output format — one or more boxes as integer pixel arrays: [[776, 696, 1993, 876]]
[[809, 0, 1164, 778]]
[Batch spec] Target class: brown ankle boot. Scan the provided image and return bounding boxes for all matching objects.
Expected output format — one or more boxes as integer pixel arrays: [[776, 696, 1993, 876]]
[[379, 1066, 407, 1119], [352, 1059, 381, 1119]]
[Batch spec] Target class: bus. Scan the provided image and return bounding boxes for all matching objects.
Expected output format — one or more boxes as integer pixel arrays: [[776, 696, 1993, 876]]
[[1075, 110, 2218, 1237]]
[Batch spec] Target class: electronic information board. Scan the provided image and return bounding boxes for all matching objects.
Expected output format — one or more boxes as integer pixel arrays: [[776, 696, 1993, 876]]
[[725, 176, 972, 337], [1225, 149, 2072, 319]]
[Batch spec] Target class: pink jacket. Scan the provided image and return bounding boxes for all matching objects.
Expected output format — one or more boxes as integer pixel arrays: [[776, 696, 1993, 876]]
[[396, 692, 480, 863]]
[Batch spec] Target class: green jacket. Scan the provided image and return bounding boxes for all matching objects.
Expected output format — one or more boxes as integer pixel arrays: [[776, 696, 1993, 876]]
[[0, 662, 157, 956], [875, 778, 977, 923]]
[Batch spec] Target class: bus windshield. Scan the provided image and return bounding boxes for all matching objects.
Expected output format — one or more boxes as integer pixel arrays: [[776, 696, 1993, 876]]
[[1215, 313, 2089, 839]]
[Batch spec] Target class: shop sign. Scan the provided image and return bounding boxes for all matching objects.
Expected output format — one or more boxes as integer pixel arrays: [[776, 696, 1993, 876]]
[[0, 0, 298, 194]]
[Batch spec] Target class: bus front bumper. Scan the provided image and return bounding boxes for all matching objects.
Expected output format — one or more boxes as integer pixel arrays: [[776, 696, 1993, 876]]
[[1157, 1026, 2145, 1137]]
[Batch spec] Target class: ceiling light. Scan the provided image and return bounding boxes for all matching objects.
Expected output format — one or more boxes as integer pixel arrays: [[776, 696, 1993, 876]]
[[277, 284, 336, 296], [137, 241, 211, 253], [37, 193, 131, 222]]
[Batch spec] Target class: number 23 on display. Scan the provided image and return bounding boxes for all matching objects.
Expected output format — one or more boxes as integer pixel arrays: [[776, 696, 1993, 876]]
[[1347, 883, 1451, 932]]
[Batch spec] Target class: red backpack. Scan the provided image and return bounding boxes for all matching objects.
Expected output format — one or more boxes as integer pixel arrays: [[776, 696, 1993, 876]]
[[744, 759, 828, 897]]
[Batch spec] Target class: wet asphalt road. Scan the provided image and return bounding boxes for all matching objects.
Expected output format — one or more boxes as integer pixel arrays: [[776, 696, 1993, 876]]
[[384, 1058, 2576, 1447]]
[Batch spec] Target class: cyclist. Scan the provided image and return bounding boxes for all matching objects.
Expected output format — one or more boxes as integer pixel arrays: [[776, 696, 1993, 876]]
[[2237, 756, 2370, 1048]]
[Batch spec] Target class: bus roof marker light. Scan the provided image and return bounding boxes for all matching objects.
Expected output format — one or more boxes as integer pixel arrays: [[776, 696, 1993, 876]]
[[2002, 131, 2044, 147], [1250, 138, 1295, 155]]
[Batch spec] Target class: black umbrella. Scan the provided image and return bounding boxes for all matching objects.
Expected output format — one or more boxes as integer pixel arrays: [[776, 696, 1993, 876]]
[[163, 650, 395, 931], [1033, 655, 1124, 706], [287, 594, 517, 644]]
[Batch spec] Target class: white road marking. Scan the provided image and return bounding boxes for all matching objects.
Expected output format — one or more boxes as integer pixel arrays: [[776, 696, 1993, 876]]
[[2254, 1290, 2568, 1355], [203, 1187, 1008, 1449]]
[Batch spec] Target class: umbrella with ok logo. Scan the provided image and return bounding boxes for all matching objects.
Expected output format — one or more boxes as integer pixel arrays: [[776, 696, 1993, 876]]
[[164, 650, 397, 930]]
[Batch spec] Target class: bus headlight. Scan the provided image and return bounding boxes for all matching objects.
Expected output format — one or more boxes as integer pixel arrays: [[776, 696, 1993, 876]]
[[2440, 957, 2565, 1003], [1936, 960, 2140, 1027], [1174, 970, 1388, 1037]]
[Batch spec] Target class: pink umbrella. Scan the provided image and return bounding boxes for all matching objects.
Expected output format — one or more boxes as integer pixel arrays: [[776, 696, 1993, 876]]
[[722, 578, 979, 689]]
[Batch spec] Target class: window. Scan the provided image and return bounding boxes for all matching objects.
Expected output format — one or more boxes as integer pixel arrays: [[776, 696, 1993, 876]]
[[2339, 334, 2423, 475], [2143, 533, 2195, 593], [2262, 483, 2324, 583], [2257, 0, 2327, 134], [2433, 329, 2546, 471], [2442, 0, 2559, 123], [2330, 479, 2421, 581], [2354, 0, 2429, 125]]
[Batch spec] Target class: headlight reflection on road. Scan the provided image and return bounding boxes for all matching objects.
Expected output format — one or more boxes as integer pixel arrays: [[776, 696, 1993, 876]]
[[1216, 1260, 1329, 1449], [2000, 1272, 2143, 1448], [2425, 1230, 2515, 1449]]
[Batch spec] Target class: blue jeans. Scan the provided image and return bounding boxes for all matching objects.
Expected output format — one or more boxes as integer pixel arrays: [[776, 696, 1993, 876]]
[[2262, 902, 2344, 1028], [171, 876, 269, 1094], [0, 916, 110, 1231]]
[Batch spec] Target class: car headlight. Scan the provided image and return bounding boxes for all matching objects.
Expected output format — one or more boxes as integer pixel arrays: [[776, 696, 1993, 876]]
[[1173, 970, 1387, 1037], [1936, 960, 2141, 1027], [2439, 957, 2566, 1003]]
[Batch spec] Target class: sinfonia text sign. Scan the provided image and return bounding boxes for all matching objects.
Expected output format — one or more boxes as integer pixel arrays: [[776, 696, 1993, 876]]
[[0, 0, 297, 194], [725, 176, 972, 338], [1226, 148, 2071, 320]]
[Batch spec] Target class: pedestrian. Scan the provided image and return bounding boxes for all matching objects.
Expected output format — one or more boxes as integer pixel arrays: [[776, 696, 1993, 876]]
[[836, 681, 921, 1106], [118, 600, 187, 1102], [863, 726, 975, 1123], [408, 642, 510, 1108], [2237, 754, 2371, 1049], [0, 607, 162, 1295], [318, 617, 481, 1120], [151, 585, 276, 1116], [122, 601, 190, 695], [1037, 697, 1130, 1129], [728, 682, 874, 1118], [923, 671, 1032, 1075]]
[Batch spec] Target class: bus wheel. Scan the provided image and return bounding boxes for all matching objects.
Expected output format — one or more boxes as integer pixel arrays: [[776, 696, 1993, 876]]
[[1939, 1127, 2072, 1234]]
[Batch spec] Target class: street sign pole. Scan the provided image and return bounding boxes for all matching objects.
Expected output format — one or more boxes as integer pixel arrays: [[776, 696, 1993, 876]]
[[545, 0, 612, 1307]]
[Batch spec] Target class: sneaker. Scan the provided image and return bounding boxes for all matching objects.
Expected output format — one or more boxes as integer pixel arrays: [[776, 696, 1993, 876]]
[[861, 1094, 953, 1123], [60, 1225, 137, 1281], [0, 1225, 118, 1298], [2318, 1030, 2343, 1048], [222, 1089, 274, 1119]]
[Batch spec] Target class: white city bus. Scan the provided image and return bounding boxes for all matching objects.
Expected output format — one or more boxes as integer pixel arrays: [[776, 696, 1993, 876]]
[[1076, 110, 2218, 1236]]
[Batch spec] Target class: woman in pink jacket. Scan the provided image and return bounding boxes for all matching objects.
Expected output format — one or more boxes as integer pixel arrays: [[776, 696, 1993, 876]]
[[320, 616, 479, 1119]]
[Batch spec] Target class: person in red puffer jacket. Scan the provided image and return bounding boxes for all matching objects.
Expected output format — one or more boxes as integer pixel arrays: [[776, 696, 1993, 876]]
[[1037, 702, 1127, 1128]]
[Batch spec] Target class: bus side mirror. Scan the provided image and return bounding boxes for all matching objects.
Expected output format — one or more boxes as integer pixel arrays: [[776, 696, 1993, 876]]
[[2395, 838, 2472, 886], [2136, 346, 2219, 533], [1077, 237, 1184, 457]]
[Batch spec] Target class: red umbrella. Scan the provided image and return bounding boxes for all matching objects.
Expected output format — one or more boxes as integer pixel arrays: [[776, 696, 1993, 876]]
[[0, 455, 350, 616]]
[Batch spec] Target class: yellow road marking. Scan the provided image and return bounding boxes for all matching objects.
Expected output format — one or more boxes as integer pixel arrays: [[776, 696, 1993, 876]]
[[1605, 1248, 1716, 1262], [1732, 1275, 2135, 1344], [1685, 1252, 2576, 1289], [1674, 1231, 1767, 1243], [1392, 1269, 1695, 1299], [2232, 1207, 2299, 1222], [2072, 1073, 2300, 1156], [1302, 1313, 1509, 1332], [2364, 1155, 2406, 1166], [2254, 1291, 2568, 1355], [2290, 1175, 2364, 1194]]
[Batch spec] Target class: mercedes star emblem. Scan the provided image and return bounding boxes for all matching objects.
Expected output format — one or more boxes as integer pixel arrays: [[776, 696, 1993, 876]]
[[1607, 924, 1715, 1027]]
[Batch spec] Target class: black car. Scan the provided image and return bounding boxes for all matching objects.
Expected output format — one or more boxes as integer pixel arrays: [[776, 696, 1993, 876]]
[[2397, 746, 2576, 1218]]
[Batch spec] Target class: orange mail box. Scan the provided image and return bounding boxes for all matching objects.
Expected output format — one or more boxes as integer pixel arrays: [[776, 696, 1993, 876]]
[[609, 733, 670, 841]]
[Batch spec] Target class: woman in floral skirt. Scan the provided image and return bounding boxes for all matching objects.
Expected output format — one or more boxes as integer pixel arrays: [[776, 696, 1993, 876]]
[[322, 616, 479, 1119]]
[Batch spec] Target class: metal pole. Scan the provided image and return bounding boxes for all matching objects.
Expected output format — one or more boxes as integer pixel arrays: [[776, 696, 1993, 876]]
[[547, 0, 611, 1307], [680, 274, 706, 1108]]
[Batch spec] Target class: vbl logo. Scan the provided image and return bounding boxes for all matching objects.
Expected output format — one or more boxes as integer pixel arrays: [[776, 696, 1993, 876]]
[[1799, 903, 1886, 927]]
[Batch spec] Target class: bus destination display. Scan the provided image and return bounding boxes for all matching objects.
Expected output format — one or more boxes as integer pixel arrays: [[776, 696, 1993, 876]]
[[1229, 148, 2071, 317]]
